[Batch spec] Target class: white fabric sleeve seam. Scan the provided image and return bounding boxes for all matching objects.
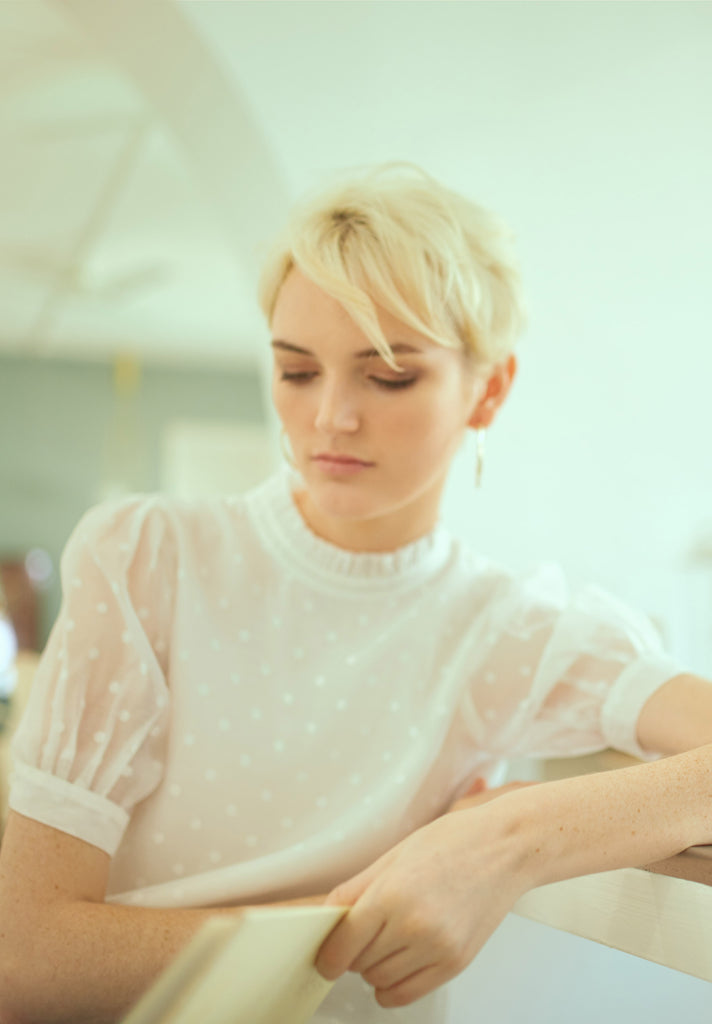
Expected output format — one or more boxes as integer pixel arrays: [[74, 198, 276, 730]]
[[8, 761, 129, 855]]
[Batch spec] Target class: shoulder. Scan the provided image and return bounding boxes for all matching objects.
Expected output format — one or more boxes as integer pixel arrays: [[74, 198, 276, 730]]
[[449, 542, 666, 656], [64, 494, 175, 564], [447, 543, 573, 628], [68, 489, 252, 545], [449, 539, 568, 600], [65, 488, 266, 577]]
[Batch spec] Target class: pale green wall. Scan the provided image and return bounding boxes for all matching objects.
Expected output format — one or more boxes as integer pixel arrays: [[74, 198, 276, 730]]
[[0, 355, 266, 647]]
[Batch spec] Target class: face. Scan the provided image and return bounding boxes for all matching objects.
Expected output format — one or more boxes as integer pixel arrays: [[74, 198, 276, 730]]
[[270, 268, 489, 551]]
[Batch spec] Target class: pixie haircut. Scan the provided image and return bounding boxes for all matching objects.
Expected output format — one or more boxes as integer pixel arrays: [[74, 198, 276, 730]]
[[256, 161, 526, 369]]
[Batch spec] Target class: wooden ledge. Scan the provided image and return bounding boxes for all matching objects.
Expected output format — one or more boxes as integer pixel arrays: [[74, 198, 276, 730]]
[[513, 865, 712, 981], [644, 843, 712, 886], [507, 751, 712, 981]]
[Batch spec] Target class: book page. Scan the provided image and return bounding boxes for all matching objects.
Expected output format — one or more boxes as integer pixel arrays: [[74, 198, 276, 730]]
[[123, 905, 348, 1024]]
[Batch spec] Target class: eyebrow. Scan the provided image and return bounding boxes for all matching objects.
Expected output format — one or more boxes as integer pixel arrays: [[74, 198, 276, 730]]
[[270, 340, 423, 359]]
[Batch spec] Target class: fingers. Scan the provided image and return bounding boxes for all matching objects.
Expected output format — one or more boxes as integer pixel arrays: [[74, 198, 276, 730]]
[[355, 943, 428, 990], [317, 907, 445, 1003], [321, 857, 383, 911], [358, 940, 460, 1008], [315, 902, 387, 981], [470, 778, 536, 797], [464, 777, 487, 796], [353, 940, 408, 976], [317, 845, 407, 979], [373, 963, 443, 1008]]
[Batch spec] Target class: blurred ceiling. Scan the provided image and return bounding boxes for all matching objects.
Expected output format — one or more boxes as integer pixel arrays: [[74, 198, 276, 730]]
[[0, 0, 709, 370], [0, 0, 288, 368]]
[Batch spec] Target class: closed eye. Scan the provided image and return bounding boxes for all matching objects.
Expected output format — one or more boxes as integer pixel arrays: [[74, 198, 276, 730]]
[[279, 371, 417, 390], [280, 371, 317, 383], [370, 376, 417, 390]]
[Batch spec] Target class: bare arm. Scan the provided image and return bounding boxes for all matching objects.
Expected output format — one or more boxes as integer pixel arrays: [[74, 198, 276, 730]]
[[0, 812, 324, 1024], [636, 672, 712, 755], [314, 673, 712, 1008]]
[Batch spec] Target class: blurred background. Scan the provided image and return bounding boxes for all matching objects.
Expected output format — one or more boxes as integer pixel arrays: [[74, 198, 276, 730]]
[[1, 1, 711, 1018]]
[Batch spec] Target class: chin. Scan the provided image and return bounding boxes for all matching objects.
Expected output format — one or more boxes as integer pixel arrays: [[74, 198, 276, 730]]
[[309, 486, 379, 521]]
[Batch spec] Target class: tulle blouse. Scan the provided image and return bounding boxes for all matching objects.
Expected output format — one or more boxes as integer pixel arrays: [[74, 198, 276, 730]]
[[11, 466, 680, 900], [8, 468, 682, 1020]]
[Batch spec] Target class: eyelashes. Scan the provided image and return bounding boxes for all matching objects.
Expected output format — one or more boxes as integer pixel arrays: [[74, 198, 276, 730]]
[[279, 372, 317, 384], [373, 377, 417, 390], [279, 371, 417, 391], [370, 376, 417, 390]]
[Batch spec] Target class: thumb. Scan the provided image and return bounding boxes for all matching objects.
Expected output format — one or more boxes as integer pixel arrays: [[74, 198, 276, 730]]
[[324, 865, 376, 907], [324, 847, 397, 907]]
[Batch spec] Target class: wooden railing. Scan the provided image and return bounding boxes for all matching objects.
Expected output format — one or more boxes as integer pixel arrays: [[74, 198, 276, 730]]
[[511, 749, 712, 981], [513, 851, 712, 982]]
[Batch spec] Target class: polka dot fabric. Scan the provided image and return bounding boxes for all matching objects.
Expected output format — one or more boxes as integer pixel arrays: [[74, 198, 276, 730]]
[[10, 497, 175, 853], [8, 468, 684, 1021]]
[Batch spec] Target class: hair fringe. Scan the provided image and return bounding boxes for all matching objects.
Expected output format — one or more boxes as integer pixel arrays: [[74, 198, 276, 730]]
[[256, 161, 527, 368]]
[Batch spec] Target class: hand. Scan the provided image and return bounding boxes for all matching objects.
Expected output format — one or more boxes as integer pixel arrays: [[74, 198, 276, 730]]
[[314, 801, 528, 1008]]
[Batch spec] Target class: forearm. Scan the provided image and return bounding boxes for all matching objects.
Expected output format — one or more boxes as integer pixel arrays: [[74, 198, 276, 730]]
[[493, 743, 712, 890], [0, 892, 325, 1024], [1, 900, 235, 1024], [314, 743, 712, 1005]]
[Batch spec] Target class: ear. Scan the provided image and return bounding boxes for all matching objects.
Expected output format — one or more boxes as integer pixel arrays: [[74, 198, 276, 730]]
[[467, 354, 517, 429]]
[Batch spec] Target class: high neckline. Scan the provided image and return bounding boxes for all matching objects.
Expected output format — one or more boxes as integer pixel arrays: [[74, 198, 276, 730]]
[[244, 467, 455, 594]]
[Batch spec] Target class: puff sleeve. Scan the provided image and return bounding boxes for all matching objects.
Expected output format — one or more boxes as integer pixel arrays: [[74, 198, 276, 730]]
[[461, 564, 684, 762], [9, 495, 177, 855]]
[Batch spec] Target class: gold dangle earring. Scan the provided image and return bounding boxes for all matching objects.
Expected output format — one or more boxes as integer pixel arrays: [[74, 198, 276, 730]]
[[280, 428, 296, 469], [475, 428, 486, 488]]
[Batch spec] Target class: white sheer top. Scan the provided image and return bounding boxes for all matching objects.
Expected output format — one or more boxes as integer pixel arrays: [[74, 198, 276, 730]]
[[9, 468, 683, 1023]]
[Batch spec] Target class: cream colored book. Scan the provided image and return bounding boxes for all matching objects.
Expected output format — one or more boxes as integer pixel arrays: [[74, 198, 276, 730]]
[[122, 905, 348, 1024]]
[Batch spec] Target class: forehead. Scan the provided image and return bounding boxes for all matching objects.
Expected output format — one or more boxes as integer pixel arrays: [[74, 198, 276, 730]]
[[271, 267, 433, 353]]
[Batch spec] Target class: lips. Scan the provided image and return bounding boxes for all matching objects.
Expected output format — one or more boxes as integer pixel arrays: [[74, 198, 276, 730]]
[[313, 453, 373, 466], [311, 453, 376, 476]]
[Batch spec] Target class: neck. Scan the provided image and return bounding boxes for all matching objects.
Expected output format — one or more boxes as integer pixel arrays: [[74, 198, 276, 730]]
[[292, 488, 442, 553]]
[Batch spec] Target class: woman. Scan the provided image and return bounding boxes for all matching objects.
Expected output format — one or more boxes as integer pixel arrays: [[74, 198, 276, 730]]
[[0, 161, 710, 1024]]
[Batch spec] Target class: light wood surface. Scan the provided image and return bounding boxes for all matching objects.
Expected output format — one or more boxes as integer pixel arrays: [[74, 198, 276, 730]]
[[122, 906, 347, 1024], [510, 748, 712, 981], [645, 843, 712, 886], [513, 864, 712, 982]]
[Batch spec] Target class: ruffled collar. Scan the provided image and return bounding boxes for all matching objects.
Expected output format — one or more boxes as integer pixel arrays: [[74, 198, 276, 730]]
[[245, 467, 454, 594]]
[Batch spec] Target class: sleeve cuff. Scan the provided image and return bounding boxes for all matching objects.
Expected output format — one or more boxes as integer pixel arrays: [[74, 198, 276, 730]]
[[8, 761, 129, 855], [601, 652, 683, 760]]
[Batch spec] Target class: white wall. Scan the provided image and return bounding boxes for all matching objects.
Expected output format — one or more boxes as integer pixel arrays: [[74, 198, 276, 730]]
[[419, 3, 712, 672], [446, 913, 712, 1022], [188, 0, 712, 669], [187, 2, 712, 1014]]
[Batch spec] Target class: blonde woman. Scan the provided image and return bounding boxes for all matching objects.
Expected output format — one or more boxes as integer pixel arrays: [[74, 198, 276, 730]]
[[1, 163, 711, 1024]]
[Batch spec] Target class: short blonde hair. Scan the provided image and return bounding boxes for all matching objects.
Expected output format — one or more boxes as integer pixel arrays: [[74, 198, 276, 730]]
[[256, 161, 526, 369]]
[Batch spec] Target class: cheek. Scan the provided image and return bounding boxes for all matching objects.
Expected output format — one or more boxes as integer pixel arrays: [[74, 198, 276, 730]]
[[388, 388, 465, 443], [271, 385, 287, 429], [274, 389, 328, 446], [272, 382, 305, 427]]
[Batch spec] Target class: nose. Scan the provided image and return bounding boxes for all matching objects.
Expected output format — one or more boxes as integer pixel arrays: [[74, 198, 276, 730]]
[[314, 375, 360, 435]]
